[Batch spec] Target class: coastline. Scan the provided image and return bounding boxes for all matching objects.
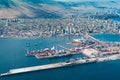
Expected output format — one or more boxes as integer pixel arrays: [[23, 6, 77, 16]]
[[1, 33, 120, 79]]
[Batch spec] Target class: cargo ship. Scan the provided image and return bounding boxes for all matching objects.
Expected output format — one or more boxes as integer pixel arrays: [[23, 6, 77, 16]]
[[26, 46, 82, 59]]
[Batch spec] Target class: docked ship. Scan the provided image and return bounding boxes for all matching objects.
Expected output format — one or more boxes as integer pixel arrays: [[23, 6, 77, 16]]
[[26, 47, 56, 56], [26, 46, 82, 59]]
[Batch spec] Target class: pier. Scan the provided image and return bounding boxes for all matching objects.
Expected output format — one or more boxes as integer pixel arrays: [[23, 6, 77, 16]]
[[1, 34, 120, 77], [1, 58, 96, 76], [27, 46, 82, 59], [84, 34, 120, 47], [1, 54, 120, 77], [84, 34, 103, 44]]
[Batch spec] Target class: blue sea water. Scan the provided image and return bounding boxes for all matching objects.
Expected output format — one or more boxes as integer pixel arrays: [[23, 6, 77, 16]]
[[111, 18, 120, 22], [0, 34, 120, 80]]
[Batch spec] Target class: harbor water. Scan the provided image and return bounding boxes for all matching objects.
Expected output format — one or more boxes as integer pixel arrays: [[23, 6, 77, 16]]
[[1, 34, 120, 80]]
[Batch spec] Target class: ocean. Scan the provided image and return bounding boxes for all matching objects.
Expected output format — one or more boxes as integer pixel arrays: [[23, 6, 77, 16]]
[[1, 34, 120, 80]]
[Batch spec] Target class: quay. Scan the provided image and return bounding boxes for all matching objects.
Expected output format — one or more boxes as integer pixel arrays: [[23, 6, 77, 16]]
[[0, 58, 96, 76], [35, 51, 81, 59], [26, 46, 82, 59], [1, 34, 120, 77], [1, 54, 120, 77]]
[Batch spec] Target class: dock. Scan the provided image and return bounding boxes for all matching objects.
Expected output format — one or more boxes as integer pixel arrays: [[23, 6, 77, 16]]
[[1, 58, 96, 76], [2, 34, 120, 77], [27, 46, 82, 59], [1, 63, 67, 76], [35, 51, 81, 59], [1, 54, 120, 77], [84, 34, 103, 44]]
